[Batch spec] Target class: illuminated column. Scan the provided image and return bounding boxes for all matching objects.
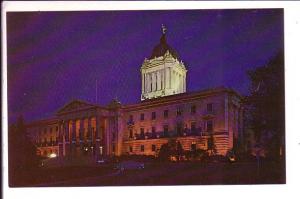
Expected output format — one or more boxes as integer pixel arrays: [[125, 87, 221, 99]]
[[88, 117, 92, 156], [95, 116, 101, 159], [79, 118, 84, 148], [166, 68, 170, 89], [157, 71, 161, 90], [65, 121, 70, 156], [142, 72, 145, 94], [105, 118, 109, 156], [147, 73, 150, 92], [183, 75, 186, 92], [161, 69, 164, 90], [58, 121, 63, 157], [152, 72, 156, 91]]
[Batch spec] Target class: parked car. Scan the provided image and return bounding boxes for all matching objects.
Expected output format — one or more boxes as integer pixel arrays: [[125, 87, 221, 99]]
[[115, 160, 145, 172]]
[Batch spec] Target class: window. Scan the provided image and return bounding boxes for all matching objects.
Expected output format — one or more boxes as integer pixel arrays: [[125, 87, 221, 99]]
[[112, 144, 115, 152], [44, 128, 47, 134], [129, 115, 133, 121], [129, 129, 133, 138], [141, 145, 144, 152], [163, 125, 169, 135], [152, 127, 156, 133], [207, 120, 213, 132], [112, 133, 116, 141], [191, 105, 196, 114], [176, 123, 183, 136], [207, 103, 213, 113], [191, 122, 197, 134], [191, 143, 197, 151], [56, 126, 59, 131], [129, 146, 133, 153], [140, 113, 144, 121], [50, 127, 53, 133], [151, 112, 156, 120], [164, 110, 169, 118], [140, 128, 145, 136], [176, 107, 182, 116], [152, 145, 156, 152]]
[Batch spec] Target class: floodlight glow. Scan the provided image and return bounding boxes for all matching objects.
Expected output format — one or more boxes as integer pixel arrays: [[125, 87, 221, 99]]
[[49, 153, 57, 158]]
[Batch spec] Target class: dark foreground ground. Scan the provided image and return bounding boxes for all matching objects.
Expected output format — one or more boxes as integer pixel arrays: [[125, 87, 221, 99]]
[[11, 161, 285, 187]]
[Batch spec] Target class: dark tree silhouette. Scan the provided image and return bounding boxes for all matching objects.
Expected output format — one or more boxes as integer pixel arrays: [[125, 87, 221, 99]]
[[246, 50, 285, 160], [158, 139, 184, 161], [207, 133, 217, 155], [8, 115, 39, 186]]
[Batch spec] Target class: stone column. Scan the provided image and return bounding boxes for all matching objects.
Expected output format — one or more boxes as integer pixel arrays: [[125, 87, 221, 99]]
[[95, 116, 101, 160], [238, 107, 244, 148], [151, 72, 155, 91], [105, 118, 110, 156], [146, 73, 149, 92], [161, 69, 164, 90], [58, 121, 64, 157], [65, 121, 70, 156], [141, 72, 144, 94], [157, 71, 161, 90], [79, 118, 84, 153], [168, 68, 171, 89]]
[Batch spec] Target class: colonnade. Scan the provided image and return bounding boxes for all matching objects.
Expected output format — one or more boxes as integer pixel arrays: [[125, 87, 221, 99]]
[[142, 68, 186, 94], [57, 116, 104, 158]]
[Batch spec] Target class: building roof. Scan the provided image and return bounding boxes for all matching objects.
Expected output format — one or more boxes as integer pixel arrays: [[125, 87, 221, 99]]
[[149, 29, 180, 60], [123, 87, 243, 111]]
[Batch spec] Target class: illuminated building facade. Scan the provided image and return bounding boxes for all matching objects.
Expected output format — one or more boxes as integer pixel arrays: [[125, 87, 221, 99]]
[[26, 26, 244, 160]]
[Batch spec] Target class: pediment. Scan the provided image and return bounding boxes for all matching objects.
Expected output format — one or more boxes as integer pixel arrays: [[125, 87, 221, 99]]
[[57, 100, 97, 114]]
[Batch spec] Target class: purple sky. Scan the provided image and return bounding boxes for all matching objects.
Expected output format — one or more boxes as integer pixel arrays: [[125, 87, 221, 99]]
[[7, 9, 283, 123]]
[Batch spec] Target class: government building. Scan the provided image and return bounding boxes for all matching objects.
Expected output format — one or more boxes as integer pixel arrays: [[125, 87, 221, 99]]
[[26, 26, 244, 161]]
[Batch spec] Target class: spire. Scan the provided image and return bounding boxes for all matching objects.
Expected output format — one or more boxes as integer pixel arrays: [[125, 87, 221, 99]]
[[149, 25, 180, 60], [160, 24, 167, 44], [162, 24, 167, 34]]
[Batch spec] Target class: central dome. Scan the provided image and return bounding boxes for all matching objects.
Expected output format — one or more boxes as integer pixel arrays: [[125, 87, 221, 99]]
[[149, 27, 180, 60]]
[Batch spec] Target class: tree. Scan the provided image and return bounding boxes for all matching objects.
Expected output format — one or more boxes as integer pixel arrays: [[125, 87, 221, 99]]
[[9, 116, 39, 186], [246, 50, 285, 161], [157, 139, 184, 161], [158, 143, 171, 161], [207, 133, 217, 155]]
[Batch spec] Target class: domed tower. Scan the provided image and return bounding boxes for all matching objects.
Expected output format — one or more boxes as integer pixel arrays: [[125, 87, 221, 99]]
[[140, 25, 187, 101]]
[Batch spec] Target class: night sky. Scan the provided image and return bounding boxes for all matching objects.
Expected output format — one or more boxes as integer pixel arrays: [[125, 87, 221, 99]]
[[7, 9, 283, 123]]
